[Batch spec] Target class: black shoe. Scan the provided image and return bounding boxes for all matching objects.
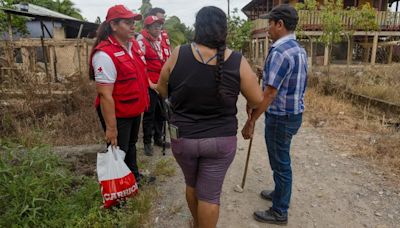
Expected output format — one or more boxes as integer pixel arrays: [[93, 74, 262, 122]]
[[144, 143, 153, 156], [154, 138, 171, 148], [137, 174, 156, 187], [254, 208, 288, 225], [260, 190, 274, 201]]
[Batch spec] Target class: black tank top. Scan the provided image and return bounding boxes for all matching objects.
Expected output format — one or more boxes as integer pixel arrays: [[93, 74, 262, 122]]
[[168, 44, 242, 139]]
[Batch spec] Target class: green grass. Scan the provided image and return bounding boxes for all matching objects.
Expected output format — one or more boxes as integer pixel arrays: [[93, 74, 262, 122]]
[[152, 157, 176, 182], [0, 140, 157, 228]]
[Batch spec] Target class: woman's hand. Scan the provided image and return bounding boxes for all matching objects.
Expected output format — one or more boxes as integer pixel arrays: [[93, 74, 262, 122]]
[[149, 80, 159, 93], [150, 82, 158, 91], [246, 104, 253, 119], [106, 127, 118, 146], [242, 119, 255, 140]]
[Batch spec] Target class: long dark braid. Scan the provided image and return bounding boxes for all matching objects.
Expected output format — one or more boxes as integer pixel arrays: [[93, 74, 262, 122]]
[[194, 6, 228, 100], [215, 45, 226, 98]]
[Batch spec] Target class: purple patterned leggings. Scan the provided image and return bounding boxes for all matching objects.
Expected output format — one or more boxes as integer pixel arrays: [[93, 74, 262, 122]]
[[171, 136, 237, 205]]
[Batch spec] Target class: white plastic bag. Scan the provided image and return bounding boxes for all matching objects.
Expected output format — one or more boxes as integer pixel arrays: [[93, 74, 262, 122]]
[[97, 146, 138, 208]]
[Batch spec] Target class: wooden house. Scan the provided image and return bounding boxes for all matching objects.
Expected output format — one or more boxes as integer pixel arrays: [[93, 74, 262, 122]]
[[242, 0, 400, 66]]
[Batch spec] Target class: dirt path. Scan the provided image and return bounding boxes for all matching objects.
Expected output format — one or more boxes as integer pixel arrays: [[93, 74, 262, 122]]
[[148, 95, 400, 228]]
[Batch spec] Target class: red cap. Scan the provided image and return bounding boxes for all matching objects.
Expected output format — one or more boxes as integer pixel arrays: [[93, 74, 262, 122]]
[[144, 15, 165, 26], [106, 5, 142, 22]]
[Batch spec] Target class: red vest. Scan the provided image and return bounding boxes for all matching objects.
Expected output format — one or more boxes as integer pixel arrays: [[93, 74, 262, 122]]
[[90, 35, 149, 118], [161, 30, 171, 59], [141, 30, 165, 84]]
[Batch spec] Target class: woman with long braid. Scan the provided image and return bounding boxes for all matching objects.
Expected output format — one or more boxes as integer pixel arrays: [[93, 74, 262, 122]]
[[156, 6, 263, 228]]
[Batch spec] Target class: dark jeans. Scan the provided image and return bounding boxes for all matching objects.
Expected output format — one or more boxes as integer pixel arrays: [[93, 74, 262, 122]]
[[97, 107, 141, 180], [143, 89, 164, 144], [264, 112, 302, 216]]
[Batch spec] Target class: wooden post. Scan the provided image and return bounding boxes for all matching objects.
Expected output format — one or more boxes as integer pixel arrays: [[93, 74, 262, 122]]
[[395, 2, 399, 29], [50, 20, 58, 82], [371, 33, 378, 65], [309, 38, 313, 69], [255, 38, 260, 65], [388, 44, 393, 64], [249, 40, 253, 62], [347, 35, 353, 65], [7, 13, 13, 41], [21, 47, 30, 71], [363, 36, 369, 63], [227, 0, 230, 17], [76, 24, 84, 79], [324, 45, 329, 66], [40, 21, 51, 89], [49, 46, 56, 81], [85, 39, 89, 76], [30, 47, 37, 72], [265, 36, 269, 58], [6, 13, 14, 78], [53, 46, 58, 82]]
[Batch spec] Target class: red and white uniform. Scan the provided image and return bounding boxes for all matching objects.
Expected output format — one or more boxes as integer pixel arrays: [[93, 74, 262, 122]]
[[137, 29, 170, 84], [90, 35, 150, 118]]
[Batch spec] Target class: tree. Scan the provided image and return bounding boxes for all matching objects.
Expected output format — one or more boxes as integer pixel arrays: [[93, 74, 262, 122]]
[[183, 25, 194, 43], [0, 0, 28, 36], [295, 0, 379, 77], [53, 0, 83, 20], [351, 3, 379, 31], [320, 0, 345, 61], [139, 0, 152, 17], [164, 16, 190, 47], [94, 16, 101, 24], [227, 8, 252, 51]]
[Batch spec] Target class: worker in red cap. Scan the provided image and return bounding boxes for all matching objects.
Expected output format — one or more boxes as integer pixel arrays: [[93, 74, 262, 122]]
[[90, 4, 155, 185], [148, 7, 171, 58], [137, 15, 170, 156]]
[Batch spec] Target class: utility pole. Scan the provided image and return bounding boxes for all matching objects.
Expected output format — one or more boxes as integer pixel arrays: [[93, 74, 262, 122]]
[[227, 0, 230, 17]]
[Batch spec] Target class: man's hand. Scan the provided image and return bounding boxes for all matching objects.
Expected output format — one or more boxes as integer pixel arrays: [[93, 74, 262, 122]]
[[106, 127, 118, 146], [242, 119, 255, 140]]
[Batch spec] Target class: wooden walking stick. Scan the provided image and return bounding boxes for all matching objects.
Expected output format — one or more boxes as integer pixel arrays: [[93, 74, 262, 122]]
[[234, 67, 263, 193], [234, 135, 254, 193]]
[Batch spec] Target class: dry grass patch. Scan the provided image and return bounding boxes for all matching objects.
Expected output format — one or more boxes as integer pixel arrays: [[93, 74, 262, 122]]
[[0, 75, 103, 147], [327, 65, 400, 105], [304, 86, 400, 175]]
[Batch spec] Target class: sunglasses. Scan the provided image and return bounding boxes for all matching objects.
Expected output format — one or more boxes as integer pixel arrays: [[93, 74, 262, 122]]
[[149, 24, 163, 30]]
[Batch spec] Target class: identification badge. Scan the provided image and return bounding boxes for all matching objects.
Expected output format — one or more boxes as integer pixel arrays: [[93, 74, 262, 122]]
[[164, 48, 170, 56], [169, 124, 179, 140]]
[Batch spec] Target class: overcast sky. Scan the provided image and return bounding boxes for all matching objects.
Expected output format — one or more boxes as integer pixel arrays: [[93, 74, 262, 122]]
[[71, 0, 250, 26]]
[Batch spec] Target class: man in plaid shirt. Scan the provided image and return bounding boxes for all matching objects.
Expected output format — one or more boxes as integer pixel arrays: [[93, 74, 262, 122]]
[[242, 4, 308, 225]]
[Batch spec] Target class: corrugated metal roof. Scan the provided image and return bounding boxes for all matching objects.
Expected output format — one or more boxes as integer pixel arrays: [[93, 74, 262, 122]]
[[12, 3, 80, 21]]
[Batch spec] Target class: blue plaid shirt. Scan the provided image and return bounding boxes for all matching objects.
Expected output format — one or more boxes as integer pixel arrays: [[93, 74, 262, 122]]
[[263, 34, 308, 115]]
